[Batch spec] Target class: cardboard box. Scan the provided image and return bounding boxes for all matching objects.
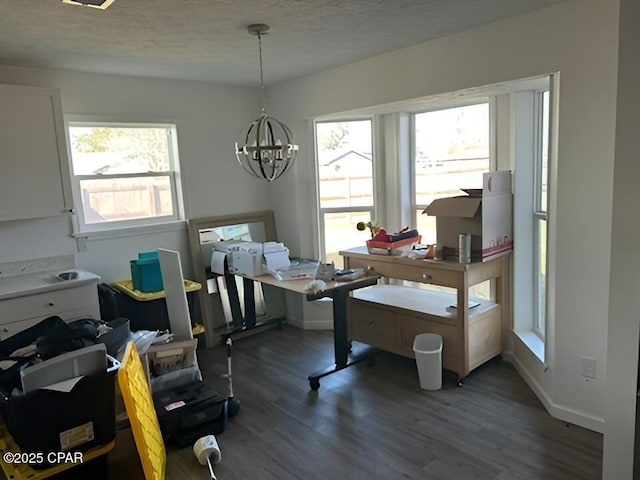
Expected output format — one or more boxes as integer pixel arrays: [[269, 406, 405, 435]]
[[142, 339, 202, 392], [423, 171, 513, 262], [115, 340, 201, 421]]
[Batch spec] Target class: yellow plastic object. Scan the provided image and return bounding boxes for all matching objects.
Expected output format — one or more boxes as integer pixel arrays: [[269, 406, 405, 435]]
[[0, 419, 114, 480], [192, 323, 205, 336], [113, 278, 202, 301], [117, 341, 166, 480]]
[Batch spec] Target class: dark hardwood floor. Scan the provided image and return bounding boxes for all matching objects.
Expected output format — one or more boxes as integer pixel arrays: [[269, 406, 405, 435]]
[[0, 326, 601, 480], [156, 326, 603, 480]]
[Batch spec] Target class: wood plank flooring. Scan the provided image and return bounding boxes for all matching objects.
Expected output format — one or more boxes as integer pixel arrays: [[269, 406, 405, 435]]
[[156, 326, 602, 480]]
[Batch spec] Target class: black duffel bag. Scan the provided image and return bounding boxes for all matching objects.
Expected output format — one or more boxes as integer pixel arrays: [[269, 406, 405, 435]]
[[36, 317, 100, 360], [0, 316, 102, 394], [0, 315, 68, 394]]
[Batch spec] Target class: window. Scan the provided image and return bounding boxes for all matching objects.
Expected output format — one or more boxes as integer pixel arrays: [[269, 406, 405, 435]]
[[534, 91, 550, 338], [412, 103, 490, 245], [315, 120, 375, 267], [67, 122, 183, 232], [512, 80, 553, 354]]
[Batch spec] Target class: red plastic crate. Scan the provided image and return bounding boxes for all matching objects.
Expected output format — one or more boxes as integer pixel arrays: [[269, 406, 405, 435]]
[[366, 235, 421, 254]]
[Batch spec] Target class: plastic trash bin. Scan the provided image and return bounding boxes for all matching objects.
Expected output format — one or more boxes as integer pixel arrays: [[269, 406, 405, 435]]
[[413, 333, 443, 390]]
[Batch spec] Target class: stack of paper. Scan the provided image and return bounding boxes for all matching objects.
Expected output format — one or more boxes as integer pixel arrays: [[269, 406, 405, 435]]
[[263, 242, 290, 272]]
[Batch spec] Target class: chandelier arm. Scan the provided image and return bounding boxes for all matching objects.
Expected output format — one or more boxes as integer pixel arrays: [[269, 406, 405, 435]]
[[255, 117, 271, 180], [236, 145, 262, 178], [279, 157, 292, 177], [266, 119, 276, 161], [236, 120, 265, 178], [244, 121, 256, 147]]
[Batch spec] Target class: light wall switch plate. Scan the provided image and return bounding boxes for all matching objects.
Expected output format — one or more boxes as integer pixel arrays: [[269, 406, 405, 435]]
[[581, 356, 597, 379], [76, 237, 88, 252]]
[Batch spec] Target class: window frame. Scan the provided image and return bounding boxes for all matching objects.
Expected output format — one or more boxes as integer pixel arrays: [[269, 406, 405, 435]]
[[533, 90, 550, 339], [65, 119, 185, 234], [313, 117, 377, 263]]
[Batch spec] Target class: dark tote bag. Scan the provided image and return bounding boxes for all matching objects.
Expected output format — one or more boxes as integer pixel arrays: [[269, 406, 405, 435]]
[[0, 315, 68, 394]]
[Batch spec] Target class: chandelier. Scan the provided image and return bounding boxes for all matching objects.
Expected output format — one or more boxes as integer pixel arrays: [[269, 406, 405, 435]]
[[235, 24, 298, 182]]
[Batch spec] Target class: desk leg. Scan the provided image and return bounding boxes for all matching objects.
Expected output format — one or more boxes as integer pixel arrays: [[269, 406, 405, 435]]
[[224, 273, 244, 328], [308, 289, 377, 391], [333, 290, 349, 368], [243, 278, 256, 328], [218, 276, 284, 342]]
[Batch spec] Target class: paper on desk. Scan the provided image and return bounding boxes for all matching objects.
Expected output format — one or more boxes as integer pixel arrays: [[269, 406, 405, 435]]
[[211, 250, 228, 275], [42, 376, 84, 393], [264, 250, 290, 271], [263, 242, 287, 254], [271, 259, 319, 281]]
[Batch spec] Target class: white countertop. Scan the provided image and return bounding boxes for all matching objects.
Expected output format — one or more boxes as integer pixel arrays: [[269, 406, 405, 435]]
[[0, 270, 101, 301]]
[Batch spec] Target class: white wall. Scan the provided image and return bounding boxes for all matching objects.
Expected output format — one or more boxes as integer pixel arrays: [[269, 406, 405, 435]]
[[267, 0, 619, 434], [603, 0, 640, 478], [0, 66, 267, 283]]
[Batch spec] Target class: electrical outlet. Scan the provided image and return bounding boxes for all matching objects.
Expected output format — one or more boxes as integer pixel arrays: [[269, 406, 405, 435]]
[[581, 356, 597, 379]]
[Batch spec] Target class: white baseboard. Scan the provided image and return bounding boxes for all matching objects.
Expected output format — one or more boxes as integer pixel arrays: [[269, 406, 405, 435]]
[[505, 351, 604, 433], [300, 319, 333, 330], [299, 298, 334, 330], [285, 313, 333, 330]]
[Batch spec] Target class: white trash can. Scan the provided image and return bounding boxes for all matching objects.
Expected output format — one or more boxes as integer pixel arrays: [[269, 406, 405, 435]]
[[413, 333, 443, 390]]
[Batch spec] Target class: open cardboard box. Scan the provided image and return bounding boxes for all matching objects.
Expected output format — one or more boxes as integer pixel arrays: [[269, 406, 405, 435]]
[[142, 339, 201, 391], [115, 339, 200, 422], [424, 171, 513, 262]]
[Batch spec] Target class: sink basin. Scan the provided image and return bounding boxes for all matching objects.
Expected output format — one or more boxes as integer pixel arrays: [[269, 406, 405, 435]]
[[40, 274, 63, 284], [56, 271, 79, 281]]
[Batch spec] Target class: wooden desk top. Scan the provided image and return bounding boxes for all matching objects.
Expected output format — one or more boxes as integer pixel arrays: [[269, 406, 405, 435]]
[[339, 246, 509, 272]]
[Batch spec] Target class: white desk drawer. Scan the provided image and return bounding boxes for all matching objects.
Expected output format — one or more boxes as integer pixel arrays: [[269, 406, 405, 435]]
[[346, 257, 459, 287], [350, 299, 399, 350], [0, 283, 98, 325], [0, 317, 43, 342]]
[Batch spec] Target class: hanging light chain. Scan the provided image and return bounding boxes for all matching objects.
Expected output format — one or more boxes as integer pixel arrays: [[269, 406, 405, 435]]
[[256, 31, 267, 114]]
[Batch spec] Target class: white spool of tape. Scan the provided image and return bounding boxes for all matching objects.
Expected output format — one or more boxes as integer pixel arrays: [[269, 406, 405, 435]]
[[193, 434, 222, 466]]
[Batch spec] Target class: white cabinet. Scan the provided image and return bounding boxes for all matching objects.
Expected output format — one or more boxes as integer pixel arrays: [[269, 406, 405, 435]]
[[0, 275, 100, 342], [0, 84, 72, 221]]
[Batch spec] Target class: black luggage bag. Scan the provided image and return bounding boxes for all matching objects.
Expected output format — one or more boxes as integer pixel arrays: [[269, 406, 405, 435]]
[[0, 315, 68, 394], [153, 381, 227, 447]]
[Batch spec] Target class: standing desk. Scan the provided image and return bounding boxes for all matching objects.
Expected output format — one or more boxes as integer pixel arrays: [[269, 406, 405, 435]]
[[230, 272, 379, 390]]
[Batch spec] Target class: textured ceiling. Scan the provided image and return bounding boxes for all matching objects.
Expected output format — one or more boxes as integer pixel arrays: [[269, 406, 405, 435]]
[[0, 0, 564, 86]]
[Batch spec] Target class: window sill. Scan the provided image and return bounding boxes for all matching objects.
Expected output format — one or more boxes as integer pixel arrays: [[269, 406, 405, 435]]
[[515, 330, 545, 363], [73, 220, 187, 241]]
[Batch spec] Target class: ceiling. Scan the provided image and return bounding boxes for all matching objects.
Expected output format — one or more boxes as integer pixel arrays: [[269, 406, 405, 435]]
[[0, 0, 564, 87]]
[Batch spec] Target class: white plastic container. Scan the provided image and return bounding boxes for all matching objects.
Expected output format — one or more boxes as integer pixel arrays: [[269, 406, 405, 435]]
[[413, 333, 443, 390]]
